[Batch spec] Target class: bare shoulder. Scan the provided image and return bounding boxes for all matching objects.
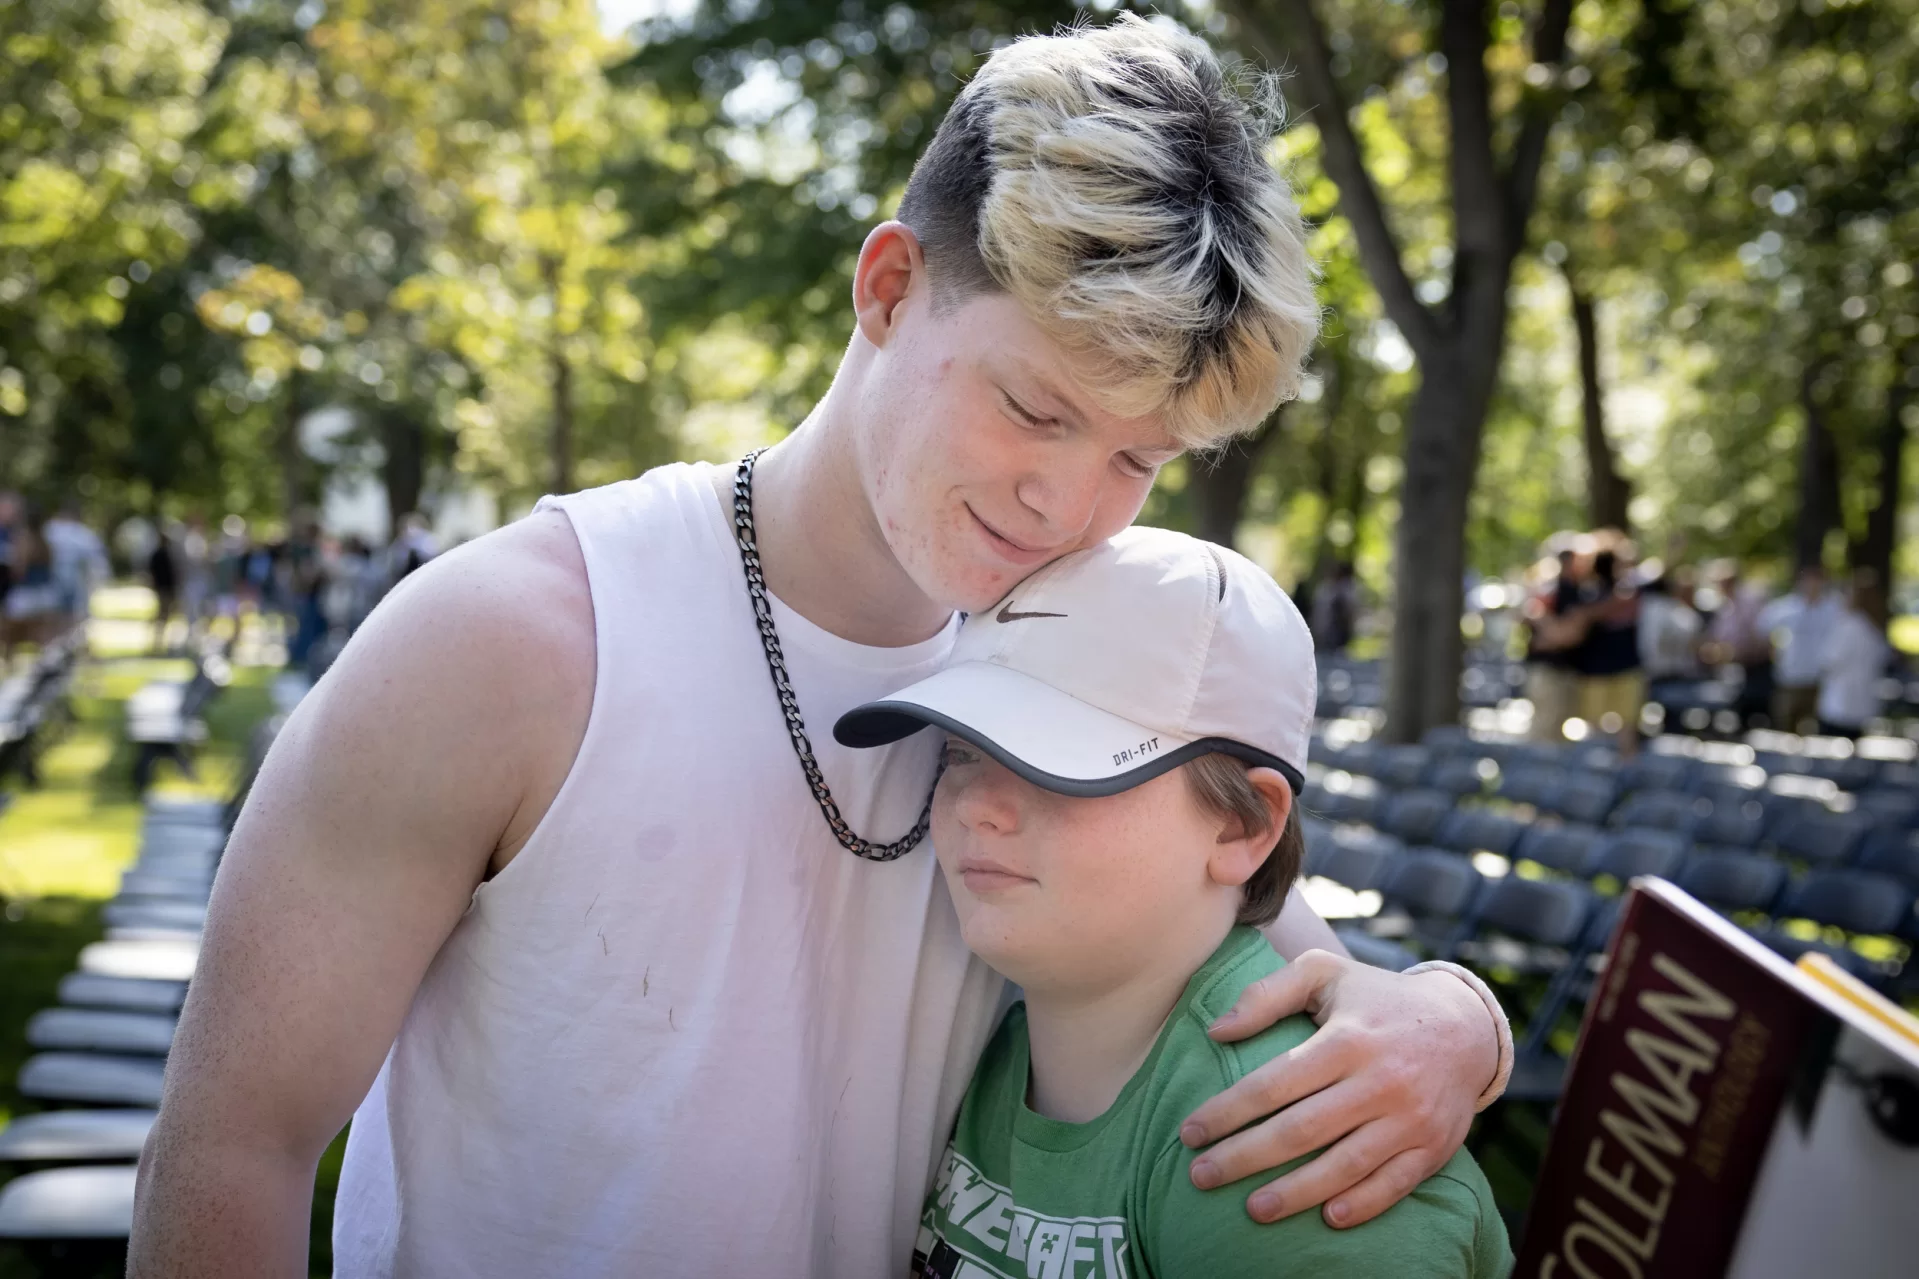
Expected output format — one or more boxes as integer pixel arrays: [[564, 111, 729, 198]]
[[372, 508, 593, 667]]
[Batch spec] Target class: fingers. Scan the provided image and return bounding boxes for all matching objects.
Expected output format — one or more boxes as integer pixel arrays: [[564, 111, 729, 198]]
[[1180, 1027, 1351, 1155], [1188, 1076, 1371, 1193], [1237, 1116, 1409, 1223], [1321, 1147, 1448, 1229], [1206, 949, 1343, 1044]]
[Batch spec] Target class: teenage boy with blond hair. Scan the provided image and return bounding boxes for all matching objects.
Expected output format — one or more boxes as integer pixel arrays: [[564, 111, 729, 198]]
[[133, 16, 1509, 1276]]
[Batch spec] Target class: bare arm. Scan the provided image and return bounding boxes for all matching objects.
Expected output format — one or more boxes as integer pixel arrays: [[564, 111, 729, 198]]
[[1261, 883, 1350, 961], [129, 511, 594, 1277]]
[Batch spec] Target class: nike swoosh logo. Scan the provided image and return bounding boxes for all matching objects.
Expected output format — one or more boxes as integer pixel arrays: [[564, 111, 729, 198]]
[[996, 603, 1068, 623]]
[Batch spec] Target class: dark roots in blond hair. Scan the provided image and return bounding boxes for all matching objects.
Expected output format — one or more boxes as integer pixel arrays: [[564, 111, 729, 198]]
[[896, 13, 1319, 448]]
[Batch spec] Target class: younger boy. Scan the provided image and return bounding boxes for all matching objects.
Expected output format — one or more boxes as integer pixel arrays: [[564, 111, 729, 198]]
[[837, 526, 1511, 1278]]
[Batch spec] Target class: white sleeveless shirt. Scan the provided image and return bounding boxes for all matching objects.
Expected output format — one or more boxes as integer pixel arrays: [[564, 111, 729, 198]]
[[332, 463, 1006, 1277]]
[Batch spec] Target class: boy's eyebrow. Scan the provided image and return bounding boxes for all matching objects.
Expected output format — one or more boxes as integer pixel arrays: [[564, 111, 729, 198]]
[[1005, 358, 1183, 457], [1004, 358, 1092, 431]]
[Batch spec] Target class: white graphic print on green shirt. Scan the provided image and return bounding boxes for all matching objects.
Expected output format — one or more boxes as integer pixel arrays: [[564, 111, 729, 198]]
[[917, 1147, 1130, 1279]]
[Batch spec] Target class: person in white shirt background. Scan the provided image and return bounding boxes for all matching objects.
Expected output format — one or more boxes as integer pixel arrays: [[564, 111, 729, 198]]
[[1637, 562, 1705, 683], [1816, 574, 1892, 739], [43, 500, 110, 624], [1760, 565, 1842, 733]]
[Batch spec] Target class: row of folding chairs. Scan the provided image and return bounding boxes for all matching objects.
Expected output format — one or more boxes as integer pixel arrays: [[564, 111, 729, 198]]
[[1306, 810, 1917, 986], [1318, 727, 1919, 811], [1307, 753, 1919, 886], [0, 633, 82, 789], [0, 712, 285, 1254]]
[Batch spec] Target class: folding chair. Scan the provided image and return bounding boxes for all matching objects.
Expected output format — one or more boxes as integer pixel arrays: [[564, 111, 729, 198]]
[[0, 1165, 137, 1241], [26, 1009, 176, 1057], [101, 900, 207, 933], [1453, 875, 1596, 987], [1761, 869, 1916, 980], [1377, 788, 1454, 846], [1853, 787, 1919, 830], [1583, 828, 1687, 884], [1496, 893, 1620, 1108], [1689, 787, 1768, 847], [1365, 848, 1484, 959], [1797, 755, 1879, 791], [1609, 789, 1698, 834], [77, 939, 198, 983], [113, 871, 212, 904], [16, 1053, 167, 1107], [1434, 808, 1525, 858], [1675, 849, 1788, 916], [1315, 833, 1403, 894], [1497, 763, 1565, 810], [1769, 808, 1874, 868], [1856, 828, 1919, 891], [1423, 755, 1492, 801], [1548, 771, 1621, 826], [1325, 739, 1384, 778], [1367, 745, 1429, 791], [1617, 751, 1698, 794], [1513, 823, 1605, 877], [57, 975, 187, 1015], [1874, 760, 1919, 790], [0, 1110, 155, 1164], [1420, 725, 1477, 753], [1307, 773, 1383, 826]]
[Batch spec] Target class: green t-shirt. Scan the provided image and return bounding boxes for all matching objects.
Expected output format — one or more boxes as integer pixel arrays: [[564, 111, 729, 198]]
[[912, 926, 1512, 1279]]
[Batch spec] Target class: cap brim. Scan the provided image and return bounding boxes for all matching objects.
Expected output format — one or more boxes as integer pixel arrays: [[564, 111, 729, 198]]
[[833, 661, 1302, 797]]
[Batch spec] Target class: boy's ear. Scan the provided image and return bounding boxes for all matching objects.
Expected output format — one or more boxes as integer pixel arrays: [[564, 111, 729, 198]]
[[851, 221, 925, 348], [1207, 767, 1292, 890]]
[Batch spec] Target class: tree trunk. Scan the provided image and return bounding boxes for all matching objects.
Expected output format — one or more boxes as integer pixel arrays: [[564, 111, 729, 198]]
[[1385, 345, 1500, 743], [1232, 0, 1570, 743], [1190, 410, 1285, 549], [380, 409, 426, 535], [1852, 344, 1916, 624], [1568, 283, 1630, 531], [544, 255, 574, 494], [1795, 360, 1842, 573]]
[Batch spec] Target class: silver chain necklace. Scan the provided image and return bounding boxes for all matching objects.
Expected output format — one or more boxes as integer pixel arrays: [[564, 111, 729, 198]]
[[731, 449, 934, 862]]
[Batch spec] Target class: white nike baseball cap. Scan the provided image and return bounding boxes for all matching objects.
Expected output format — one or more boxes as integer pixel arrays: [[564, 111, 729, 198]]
[[833, 525, 1317, 796]]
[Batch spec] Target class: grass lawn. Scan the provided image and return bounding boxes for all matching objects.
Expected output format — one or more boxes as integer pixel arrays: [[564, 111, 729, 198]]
[[0, 607, 344, 1277]]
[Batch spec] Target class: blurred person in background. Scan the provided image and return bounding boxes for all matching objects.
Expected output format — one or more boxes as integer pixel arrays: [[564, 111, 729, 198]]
[[147, 522, 180, 654], [1760, 565, 1839, 734], [2, 503, 60, 662], [1702, 559, 1773, 726], [0, 490, 21, 622], [1815, 573, 1891, 740], [244, 528, 277, 618], [180, 514, 214, 644], [324, 535, 384, 635], [45, 500, 109, 626], [1569, 539, 1644, 756], [389, 511, 439, 584], [1522, 538, 1585, 742], [282, 515, 327, 670], [1308, 559, 1359, 655], [1637, 560, 1704, 707], [214, 515, 251, 626]]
